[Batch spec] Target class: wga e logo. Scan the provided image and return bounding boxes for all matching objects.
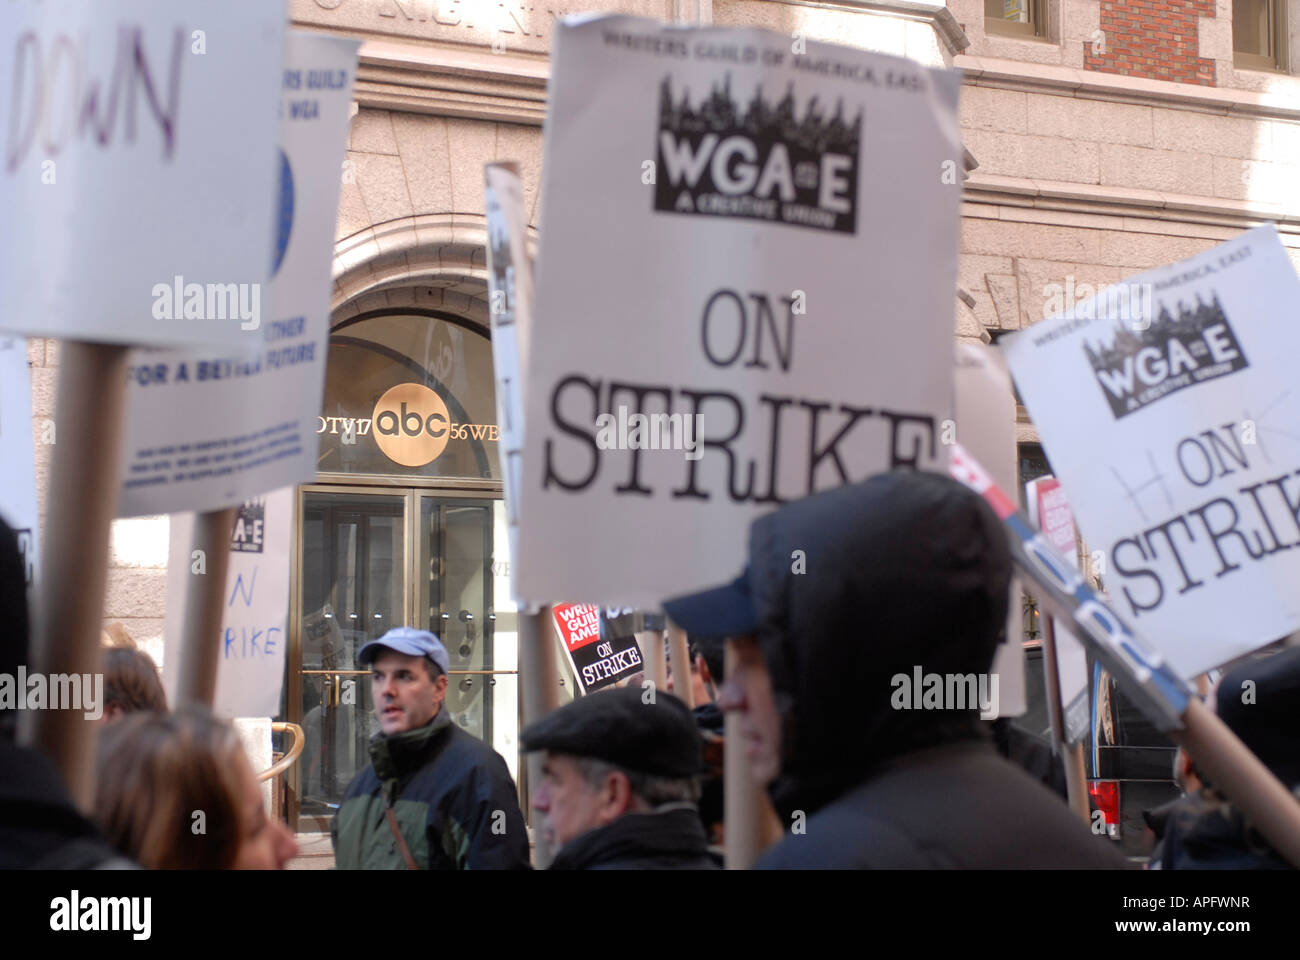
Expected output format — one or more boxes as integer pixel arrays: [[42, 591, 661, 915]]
[[1085, 294, 1248, 419], [654, 73, 861, 234]]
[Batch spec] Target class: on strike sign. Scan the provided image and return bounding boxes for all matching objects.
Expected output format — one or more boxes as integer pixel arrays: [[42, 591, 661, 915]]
[[1026, 476, 1089, 745], [1002, 226, 1300, 678], [517, 16, 962, 605], [552, 602, 644, 694], [1031, 478, 1078, 558]]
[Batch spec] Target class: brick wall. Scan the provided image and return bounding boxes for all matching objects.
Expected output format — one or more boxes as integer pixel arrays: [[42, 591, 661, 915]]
[[1085, 0, 1218, 85]]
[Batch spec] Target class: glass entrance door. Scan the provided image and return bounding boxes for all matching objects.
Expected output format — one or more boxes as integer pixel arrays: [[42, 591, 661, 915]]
[[417, 497, 519, 787], [288, 487, 518, 832], [295, 491, 407, 829]]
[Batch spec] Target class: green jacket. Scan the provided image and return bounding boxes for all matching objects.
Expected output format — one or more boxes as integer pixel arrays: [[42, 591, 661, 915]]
[[331, 710, 531, 869]]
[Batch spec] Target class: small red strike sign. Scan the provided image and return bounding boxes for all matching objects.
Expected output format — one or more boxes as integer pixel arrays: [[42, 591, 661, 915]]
[[552, 603, 601, 652]]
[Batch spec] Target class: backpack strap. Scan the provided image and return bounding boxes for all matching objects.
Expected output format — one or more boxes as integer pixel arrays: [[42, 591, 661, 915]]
[[384, 803, 419, 870]]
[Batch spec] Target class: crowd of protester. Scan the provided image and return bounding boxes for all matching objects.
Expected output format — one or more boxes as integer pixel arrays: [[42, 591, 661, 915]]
[[1, 471, 1297, 870]]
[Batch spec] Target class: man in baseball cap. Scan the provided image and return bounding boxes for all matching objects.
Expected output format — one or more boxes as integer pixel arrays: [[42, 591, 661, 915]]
[[331, 627, 529, 870], [665, 471, 1123, 869], [356, 626, 451, 736], [522, 686, 718, 869]]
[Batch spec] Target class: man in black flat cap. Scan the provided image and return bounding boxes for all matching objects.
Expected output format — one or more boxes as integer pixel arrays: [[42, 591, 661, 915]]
[[665, 471, 1123, 869], [521, 686, 718, 869]]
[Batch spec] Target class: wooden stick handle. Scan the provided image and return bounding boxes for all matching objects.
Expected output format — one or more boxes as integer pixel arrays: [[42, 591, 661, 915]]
[[176, 507, 237, 708], [637, 628, 667, 693], [1041, 618, 1091, 823], [518, 605, 560, 867], [30, 342, 129, 811], [667, 622, 694, 708]]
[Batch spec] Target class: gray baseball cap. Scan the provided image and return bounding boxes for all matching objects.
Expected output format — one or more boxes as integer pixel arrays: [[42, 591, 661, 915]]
[[357, 627, 450, 676]]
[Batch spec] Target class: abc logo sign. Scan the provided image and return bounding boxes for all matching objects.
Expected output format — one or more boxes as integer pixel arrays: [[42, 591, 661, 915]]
[[372, 383, 451, 467]]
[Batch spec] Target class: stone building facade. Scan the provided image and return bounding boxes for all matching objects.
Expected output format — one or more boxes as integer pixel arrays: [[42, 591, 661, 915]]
[[24, 0, 1300, 733]]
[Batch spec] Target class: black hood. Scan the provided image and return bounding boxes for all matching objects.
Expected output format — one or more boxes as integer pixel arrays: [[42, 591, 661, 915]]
[[0, 518, 31, 744], [1153, 791, 1290, 870], [747, 471, 1011, 816], [0, 518, 30, 679], [1215, 646, 1300, 789]]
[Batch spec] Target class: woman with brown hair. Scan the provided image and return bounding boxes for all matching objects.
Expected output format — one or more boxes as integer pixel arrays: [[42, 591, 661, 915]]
[[94, 706, 298, 869], [99, 623, 167, 722], [101, 647, 168, 721]]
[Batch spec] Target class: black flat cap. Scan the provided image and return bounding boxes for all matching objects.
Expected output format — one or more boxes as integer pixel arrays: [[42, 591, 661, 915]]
[[521, 686, 703, 779]]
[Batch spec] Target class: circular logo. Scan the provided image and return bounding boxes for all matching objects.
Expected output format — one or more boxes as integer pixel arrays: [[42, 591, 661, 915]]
[[271, 149, 293, 277], [372, 383, 451, 467]]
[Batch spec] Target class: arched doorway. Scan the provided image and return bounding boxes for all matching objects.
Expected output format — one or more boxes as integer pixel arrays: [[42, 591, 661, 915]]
[[284, 304, 519, 832]]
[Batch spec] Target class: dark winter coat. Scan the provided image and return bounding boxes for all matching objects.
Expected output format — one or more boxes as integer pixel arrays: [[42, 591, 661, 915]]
[[1146, 792, 1291, 870], [992, 717, 1069, 801], [757, 741, 1122, 869], [332, 708, 530, 870], [548, 805, 719, 870], [0, 740, 136, 869]]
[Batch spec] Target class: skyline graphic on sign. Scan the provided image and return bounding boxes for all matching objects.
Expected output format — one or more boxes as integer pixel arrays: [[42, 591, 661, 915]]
[[1083, 293, 1249, 419], [653, 73, 862, 234]]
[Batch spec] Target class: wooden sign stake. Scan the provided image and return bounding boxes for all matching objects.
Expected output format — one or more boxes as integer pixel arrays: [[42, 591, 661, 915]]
[[29, 342, 129, 810], [667, 622, 694, 708], [1040, 618, 1092, 824], [176, 507, 237, 707], [519, 604, 560, 867]]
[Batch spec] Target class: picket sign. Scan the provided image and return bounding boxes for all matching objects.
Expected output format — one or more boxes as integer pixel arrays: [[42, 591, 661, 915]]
[[518, 16, 963, 606], [950, 442, 1300, 867], [0, 1, 284, 349], [1, 1, 287, 805], [484, 163, 533, 596], [953, 342, 1026, 719], [118, 33, 362, 519], [168, 31, 358, 711], [551, 602, 644, 693], [953, 343, 1094, 819], [1025, 476, 1090, 746], [483, 162, 563, 865], [1000, 226, 1300, 679], [163, 489, 294, 718]]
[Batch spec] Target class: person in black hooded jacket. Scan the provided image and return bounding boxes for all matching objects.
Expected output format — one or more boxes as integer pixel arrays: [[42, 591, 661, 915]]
[[0, 518, 134, 869], [665, 471, 1124, 869], [1146, 646, 1299, 870]]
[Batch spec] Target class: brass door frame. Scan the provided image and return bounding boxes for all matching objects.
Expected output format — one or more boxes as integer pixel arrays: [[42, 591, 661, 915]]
[[285, 478, 503, 833]]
